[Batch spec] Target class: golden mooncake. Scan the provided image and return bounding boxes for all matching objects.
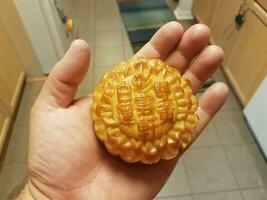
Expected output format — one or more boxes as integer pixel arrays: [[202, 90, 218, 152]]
[[91, 58, 198, 164]]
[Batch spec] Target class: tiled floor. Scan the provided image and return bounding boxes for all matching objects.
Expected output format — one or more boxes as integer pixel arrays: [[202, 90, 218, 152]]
[[0, 0, 267, 199]]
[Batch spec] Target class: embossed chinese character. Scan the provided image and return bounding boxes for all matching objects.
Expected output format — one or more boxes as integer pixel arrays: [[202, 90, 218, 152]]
[[117, 82, 133, 123], [154, 81, 173, 122]]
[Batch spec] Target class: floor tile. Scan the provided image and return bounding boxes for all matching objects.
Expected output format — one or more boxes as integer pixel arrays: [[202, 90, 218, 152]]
[[183, 146, 237, 193], [96, 0, 120, 19], [221, 88, 242, 111], [248, 144, 267, 188], [156, 195, 192, 200], [76, 67, 95, 98], [213, 68, 242, 111], [224, 144, 264, 188], [193, 190, 243, 200], [22, 81, 44, 98], [74, 1, 95, 18], [90, 47, 95, 67], [75, 8, 95, 19], [76, 89, 92, 99], [165, 0, 178, 10], [95, 15, 122, 31], [157, 161, 191, 197], [13, 97, 35, 127], [94, 66, 113, 86], [78, 30, 95, 47], [0, 164, 27, 200], [95, 30, 123, 47], [213, 110, 254, 146], [1, 125, 28, 166], [95, 45, 125, 66], [74, 0, 95, 8], [12, 81, 41, 133], [191, 123, 220, 148], [122, 29, 132, 46], [124, 44, 134, 59], [242, 188, 267, 200], [178, 20, 196, 30], [249, 144, 266, 166], [213, 67, 228, 83], [77, 17, 95, 32]]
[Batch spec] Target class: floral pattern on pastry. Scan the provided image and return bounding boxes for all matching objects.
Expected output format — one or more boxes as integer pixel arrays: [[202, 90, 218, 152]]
[[91, 58, 198, 164]]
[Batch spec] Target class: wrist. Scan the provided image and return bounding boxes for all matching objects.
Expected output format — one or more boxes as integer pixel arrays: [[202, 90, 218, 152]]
[[28, 180, 50, 200], [15, 183, 35, 200]]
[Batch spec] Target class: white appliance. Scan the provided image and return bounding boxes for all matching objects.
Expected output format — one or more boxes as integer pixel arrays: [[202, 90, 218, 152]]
[[174, 0, 194, 20], [244, 76, 267, 159], [14, 0, 75, 74]]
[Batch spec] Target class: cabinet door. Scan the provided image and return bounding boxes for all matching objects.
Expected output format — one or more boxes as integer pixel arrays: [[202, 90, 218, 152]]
[[209, 0, 244, 63], [224, 10, 267, 105], [256, 0, 267, 10], [0, 17, 24, 112], [0, 0, 41, 77], [192, 0, 219, 26]]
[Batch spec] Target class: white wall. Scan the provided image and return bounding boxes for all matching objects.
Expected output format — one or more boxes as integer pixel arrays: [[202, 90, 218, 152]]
[[13, 0, 73, 74], [13, 0, 58, 74]]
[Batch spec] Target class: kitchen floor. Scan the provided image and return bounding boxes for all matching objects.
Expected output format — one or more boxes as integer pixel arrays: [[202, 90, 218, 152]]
[[0, 0, 267, 199]]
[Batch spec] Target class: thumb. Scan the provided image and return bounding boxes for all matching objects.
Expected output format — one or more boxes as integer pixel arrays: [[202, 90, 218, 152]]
[[39, 39, 90, 108]]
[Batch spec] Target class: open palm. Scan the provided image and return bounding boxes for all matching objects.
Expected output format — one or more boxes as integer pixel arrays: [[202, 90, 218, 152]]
[[28, 22, 228, 200]]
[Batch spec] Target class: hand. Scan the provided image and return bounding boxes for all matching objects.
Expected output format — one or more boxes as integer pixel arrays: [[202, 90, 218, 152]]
[[26, 22, 228, 200]]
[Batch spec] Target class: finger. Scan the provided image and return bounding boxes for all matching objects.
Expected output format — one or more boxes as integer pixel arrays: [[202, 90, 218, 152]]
[[134, 21, 183, 59], [192, 82, 228, 141], [40, 40, 90, 108], [165, 24, 210, 73], [158, 82, 228, 173], [183, 45, 224, 93]]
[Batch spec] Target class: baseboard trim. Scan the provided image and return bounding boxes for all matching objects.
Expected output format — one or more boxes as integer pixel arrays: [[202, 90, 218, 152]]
[[27, 75, 48, 83], [11, 71, 26, 109], [174, 7, 194, 20], [0, 117, 11, 155]]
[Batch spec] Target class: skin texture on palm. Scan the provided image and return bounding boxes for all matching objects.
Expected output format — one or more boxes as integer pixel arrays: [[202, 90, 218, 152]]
[[19, 22, 228, 200]]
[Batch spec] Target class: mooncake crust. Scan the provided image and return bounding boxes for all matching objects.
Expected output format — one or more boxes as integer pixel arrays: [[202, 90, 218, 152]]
[[91, 58, 198, 164]]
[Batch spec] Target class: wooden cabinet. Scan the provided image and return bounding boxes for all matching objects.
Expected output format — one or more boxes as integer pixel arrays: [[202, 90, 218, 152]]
[[224, 10, 267, 103], [0, 0, 41, 77], [192, 0, 267, 106], [192, 0, 219, 27], [257, 0, 267, 10], [0, 21, 25, 112], [193, 0, 245, 63], [0, 3, 26, 153], [208, 0, 244, 62]]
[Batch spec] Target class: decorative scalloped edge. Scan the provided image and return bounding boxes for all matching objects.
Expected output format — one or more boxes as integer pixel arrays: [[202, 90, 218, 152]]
[[91, 58, 198, 164]]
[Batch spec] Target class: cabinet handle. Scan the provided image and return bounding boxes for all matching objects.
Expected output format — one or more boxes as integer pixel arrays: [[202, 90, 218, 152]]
[[235, 2, 249, 27]]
